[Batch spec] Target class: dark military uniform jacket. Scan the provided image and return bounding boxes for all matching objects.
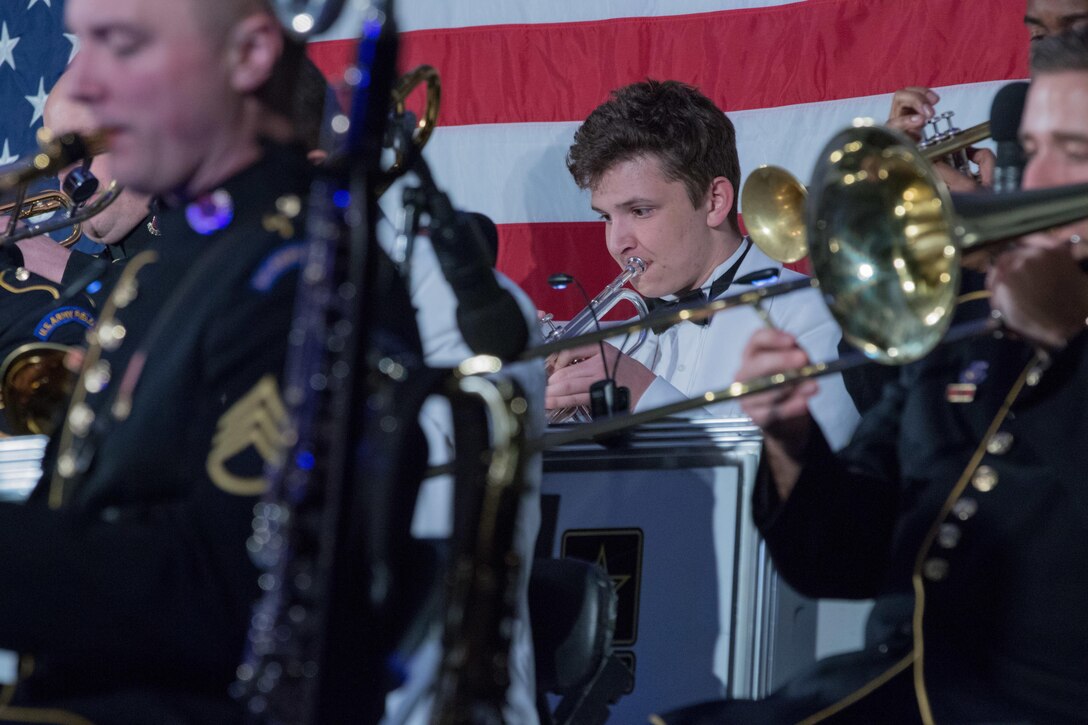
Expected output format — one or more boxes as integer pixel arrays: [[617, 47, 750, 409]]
[[663, 327, 1088, 725], [752, 329, 1088, 723], [0, 208, 159, 435], [0, 143, 422, 724]]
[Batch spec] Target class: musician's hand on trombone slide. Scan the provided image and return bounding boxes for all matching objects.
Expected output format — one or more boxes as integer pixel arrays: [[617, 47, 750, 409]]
[[545, 341, 655, 413], [736, 328, 819, 503]]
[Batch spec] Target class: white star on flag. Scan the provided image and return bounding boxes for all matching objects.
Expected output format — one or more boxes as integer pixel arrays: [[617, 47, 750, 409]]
[[0, 23, 19, 71], [27, 0, 53, 9], [25, 77, 48, 126], [64, 33, 79, 64], [0, 140, 17, 166]]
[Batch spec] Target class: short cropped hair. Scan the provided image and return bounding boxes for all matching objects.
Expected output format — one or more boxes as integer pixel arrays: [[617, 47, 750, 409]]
[[566, 79, 741, 234], [1030, 25, 1088, 73]]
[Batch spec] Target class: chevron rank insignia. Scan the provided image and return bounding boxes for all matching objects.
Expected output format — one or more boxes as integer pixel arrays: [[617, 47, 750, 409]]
[[206, 374, 290, 496]]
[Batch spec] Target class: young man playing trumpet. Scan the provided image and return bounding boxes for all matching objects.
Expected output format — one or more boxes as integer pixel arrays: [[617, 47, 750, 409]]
[[659, 26, 1088, 724], [547, 79, 859, 449]]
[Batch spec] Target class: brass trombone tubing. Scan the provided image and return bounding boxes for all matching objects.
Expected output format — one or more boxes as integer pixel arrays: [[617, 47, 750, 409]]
[[3, 181, 122, 247], [536, 316, 1000, 451], [522, 276, 817, 361]]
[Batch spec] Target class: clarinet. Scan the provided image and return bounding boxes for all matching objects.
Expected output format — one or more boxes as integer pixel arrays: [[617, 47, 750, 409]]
[[233, 2, 415, 722]]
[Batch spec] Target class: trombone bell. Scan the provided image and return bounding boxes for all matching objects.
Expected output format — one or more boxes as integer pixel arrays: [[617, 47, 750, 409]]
[[808, 125, 959, 365], [741, 165, 809, 264]]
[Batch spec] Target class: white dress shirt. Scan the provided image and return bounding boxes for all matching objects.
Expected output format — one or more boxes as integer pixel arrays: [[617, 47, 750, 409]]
[[627, 241, 860, 451]]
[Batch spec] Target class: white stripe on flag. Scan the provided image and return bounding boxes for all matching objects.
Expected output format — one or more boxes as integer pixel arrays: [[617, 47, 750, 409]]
[[418, 79, 1012, 225], [316, 0, 805, 38]]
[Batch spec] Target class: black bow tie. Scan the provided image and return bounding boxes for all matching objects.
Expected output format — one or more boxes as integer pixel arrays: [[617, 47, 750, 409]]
[[646, 238, 754, 330]]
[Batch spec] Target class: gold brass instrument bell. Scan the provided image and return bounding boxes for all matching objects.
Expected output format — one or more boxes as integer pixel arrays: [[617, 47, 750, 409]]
[[532, 123, 1088, 449], [742, 117, 992, 264], [0, 128, 123, 436], [0, 343, 75, 435]]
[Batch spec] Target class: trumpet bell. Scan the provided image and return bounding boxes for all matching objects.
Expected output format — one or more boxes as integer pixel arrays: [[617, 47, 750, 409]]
[[808, 126, 960, 365], [741, 165, 809, 264]]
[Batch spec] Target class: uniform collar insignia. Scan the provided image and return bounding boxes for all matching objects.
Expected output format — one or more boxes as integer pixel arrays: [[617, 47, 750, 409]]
[[185, 188, 234, 235]]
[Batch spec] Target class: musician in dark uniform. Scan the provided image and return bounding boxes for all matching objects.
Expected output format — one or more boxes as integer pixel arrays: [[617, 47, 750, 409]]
[[0, 0, 421, 722], [0, 72, 155, 432], [656, 28, 1088, 725]]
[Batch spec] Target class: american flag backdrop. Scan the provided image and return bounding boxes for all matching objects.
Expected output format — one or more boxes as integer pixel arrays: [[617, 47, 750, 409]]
[[3, 0, 1029, 319], [309, 0, 1029, 319], [0, 0, 75, 195]]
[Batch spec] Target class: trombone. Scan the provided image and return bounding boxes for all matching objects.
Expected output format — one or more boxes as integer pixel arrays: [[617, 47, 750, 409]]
[[742, 118, 992, 264], [530, 124, 1088, 450]]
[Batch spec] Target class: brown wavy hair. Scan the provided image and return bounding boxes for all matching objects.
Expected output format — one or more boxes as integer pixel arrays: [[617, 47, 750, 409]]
[[566, 79, 741, 234]]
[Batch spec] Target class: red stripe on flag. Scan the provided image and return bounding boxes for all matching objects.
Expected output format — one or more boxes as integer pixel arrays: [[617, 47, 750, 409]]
[[496, 219, 809, 319], [309, 0, 1027, 127]]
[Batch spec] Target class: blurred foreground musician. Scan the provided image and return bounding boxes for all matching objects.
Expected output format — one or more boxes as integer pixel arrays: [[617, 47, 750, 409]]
[[0, 0, 418, 722], [547, 80, 858, 448], [659, 28, 1088, 724]]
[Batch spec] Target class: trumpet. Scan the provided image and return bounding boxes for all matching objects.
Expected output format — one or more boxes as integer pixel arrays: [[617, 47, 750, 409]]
[[529, 124, 1088, 449], [742, 117, 992, 264], [541, 256, 649, 423], [0, 182, 122, 247], [0, 127, 109, 194]]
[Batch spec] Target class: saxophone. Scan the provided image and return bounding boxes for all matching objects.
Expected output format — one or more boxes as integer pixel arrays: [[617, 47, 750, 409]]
[[431, 361, 532, 725], [233, 1, 419, 722]]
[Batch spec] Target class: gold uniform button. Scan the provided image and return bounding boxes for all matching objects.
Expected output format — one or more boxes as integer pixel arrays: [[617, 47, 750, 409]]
[[923, 558, 949, 582], [67, 403, 95, 437], [938, 523, 961, 549], [986, 431, 1013, 456], [98, 323, 127, 351], [952, 497, 978, 521], [971, 465, 998, 493]]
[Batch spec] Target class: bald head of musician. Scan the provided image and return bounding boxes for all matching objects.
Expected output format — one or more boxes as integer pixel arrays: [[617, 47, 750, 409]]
[[63, 0, 297, 200]]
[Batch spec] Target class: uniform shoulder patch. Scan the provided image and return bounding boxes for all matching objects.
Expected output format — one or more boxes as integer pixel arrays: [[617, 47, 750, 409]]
[[250, 241, 304, 293], [34, 305, 97, 340], [207, 374, 290, 496]]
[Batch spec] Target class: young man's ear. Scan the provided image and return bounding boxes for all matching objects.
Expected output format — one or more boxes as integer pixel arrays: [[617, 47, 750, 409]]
[[227, 13, 283, 94], [706, 176, 734, 228]]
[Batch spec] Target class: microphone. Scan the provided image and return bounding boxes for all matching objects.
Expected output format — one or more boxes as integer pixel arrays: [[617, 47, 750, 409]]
[[990, 81, 1030, 194], [547, 273, 629, 419], [429, 204, 529, 360]]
